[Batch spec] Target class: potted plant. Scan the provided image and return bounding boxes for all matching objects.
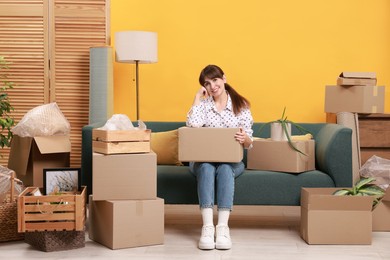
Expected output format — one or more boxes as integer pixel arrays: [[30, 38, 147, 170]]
[[258, 107, 312, 155], [333, 177, 385, 209], [0, 56, 15, 149]]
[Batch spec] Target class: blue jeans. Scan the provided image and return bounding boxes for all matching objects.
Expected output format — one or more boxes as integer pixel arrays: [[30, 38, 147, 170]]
[[189, 162, 245, 211]]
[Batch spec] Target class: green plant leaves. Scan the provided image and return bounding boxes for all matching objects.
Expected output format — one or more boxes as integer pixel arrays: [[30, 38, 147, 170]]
[[333, 189, 352, 196], [258, 107, 312, 155], [333, 177, 386, 209], [0, 55, 15, 150], [355, 177, 376, 190]]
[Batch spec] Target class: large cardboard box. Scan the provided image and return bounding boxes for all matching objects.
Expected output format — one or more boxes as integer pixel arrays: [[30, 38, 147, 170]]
[[88, 196, 164, 249], [372, 189, 390, 231], [92, 129, 151, 154], [178, 127, 243, 162], [247, 139, 315, 173], [324, 85, 385, 113], [337, 72, 377, 86], [92, 152, 156, 200], [300, 187, 373, 245], [8, 135, 71, 188]]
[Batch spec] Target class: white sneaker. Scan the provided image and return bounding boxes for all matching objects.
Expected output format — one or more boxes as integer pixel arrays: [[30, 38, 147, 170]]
[[198, 225, 215, 250], [215, 225, 232, 250]]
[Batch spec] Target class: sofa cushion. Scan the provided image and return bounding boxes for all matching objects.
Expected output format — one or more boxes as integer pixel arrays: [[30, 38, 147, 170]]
[[151, 129, 182, 166]]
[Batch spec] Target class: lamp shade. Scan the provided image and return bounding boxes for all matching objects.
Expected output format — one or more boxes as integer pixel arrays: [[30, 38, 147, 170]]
[[115, 31, 158, 63]]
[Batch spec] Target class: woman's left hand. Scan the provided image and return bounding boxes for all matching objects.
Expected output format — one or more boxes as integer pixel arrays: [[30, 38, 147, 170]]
[[234, 128, 246, 144]]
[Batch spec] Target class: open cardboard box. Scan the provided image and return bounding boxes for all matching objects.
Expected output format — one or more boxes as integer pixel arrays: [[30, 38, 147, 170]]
[[8, 135, 71, 188], [247, 138, 315, 173], [300, 187, 373, 245]]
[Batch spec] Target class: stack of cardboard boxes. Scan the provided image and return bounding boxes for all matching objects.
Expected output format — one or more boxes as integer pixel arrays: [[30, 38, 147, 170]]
[[325, 72, 385, 114], [300, 72, 389, 245], [88, 128, 164, 250]]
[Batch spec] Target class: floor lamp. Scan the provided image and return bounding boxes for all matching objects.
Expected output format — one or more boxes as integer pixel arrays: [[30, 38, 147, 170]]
[[115, 31, 158, 120]]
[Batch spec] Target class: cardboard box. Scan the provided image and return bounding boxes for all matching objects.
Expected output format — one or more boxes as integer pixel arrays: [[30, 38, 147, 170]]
[[372, 189, 390, 231], [8, 135, 71, 188], [300, 187, 373, 245], [92, 152, 156, 200], [88, 196, 164, 249], [247, 139, 315, 173], [337, 72, 377, 86], [178, 127, 243, 162], [92, 129, 151, 154], [324, 85, 385, 113]]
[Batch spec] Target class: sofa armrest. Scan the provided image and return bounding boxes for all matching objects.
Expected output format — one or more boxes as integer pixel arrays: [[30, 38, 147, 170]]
[[81, 122, 105, 196], [315, 124, 353, 187]]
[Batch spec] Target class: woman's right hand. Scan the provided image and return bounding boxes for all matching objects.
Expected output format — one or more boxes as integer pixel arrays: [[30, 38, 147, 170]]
[[196, 86, 208, 99], [192, 86, 208, 106]]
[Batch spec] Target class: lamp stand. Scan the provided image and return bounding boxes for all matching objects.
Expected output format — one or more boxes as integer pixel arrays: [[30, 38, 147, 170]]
[[135, 60, 140, 120]]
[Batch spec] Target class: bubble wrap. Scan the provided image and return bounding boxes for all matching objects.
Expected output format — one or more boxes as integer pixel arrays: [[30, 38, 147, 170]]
[[11, 102, 70, 137], [0, 165, 23, 202]]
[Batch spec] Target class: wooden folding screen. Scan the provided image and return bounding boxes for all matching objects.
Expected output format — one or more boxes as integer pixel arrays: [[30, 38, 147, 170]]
[[0, 0, 110, 167]]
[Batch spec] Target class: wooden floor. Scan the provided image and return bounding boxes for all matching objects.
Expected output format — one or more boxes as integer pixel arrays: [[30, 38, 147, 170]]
[[2, 205, 390, 259]]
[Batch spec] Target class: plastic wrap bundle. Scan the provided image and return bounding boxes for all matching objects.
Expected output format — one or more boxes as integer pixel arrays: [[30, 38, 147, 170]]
[[360, 155, 390, 190], [336, 112, 361, 183], [0, 165, 23, 202], [11, 102, 70, 137], [98, 114, 147, 130]]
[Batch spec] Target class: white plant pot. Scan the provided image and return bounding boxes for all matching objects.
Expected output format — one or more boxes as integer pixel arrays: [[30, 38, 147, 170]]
[[270, 122, 291, 141]]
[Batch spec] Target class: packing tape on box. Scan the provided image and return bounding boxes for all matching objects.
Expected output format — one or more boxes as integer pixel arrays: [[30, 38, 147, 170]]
[[373, 86, 378, 97], [372, 106, 377, 113], [304, 141, 310, 171]]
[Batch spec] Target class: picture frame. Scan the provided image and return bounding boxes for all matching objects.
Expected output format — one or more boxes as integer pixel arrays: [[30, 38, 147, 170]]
[[43, 168, 81, 195]]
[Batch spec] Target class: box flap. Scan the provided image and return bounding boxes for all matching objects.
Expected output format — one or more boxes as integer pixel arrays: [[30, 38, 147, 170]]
[[7, 135, 33, 176], [339, 72, 376, 79], [301, 188, 373, 211], [34, 135, 71, 154]]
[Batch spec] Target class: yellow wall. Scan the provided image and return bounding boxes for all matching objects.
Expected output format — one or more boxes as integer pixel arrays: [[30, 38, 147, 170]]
[[111, 0, 390, 122]]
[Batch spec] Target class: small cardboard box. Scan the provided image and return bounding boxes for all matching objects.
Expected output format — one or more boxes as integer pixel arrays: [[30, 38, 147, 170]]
[[178, 127, 243, 163], [372, 189, 390, 231], [92, 129, 151, 154], [88, 195, 164, 250], [324, 85, 385, 113], [8, 135, 71, 188], [92, 152, 156, 201], [300, 187, 373, 245], [337, 72, 377, 86], [247, 139, 315, 173]]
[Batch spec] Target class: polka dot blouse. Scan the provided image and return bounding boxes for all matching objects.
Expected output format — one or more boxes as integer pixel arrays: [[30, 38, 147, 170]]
[[186, 93, 254, 142]]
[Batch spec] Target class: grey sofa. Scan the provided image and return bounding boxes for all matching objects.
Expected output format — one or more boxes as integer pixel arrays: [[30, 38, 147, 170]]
[[81, 122, 352, 206]]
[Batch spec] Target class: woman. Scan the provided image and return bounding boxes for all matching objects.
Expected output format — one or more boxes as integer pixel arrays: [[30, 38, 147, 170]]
[[186, 64, 253, 250]]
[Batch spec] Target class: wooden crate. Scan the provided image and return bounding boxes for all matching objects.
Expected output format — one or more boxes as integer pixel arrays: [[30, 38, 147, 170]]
[[92, 129, 151, 154], [17, 186, 86, 232], [326, 113, 390, 165], [92, 129, 151, 142], [358, 113, 390, 165]]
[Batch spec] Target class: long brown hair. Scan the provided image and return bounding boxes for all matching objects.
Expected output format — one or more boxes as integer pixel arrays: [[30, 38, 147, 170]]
[[199, 64, 250, 115]]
